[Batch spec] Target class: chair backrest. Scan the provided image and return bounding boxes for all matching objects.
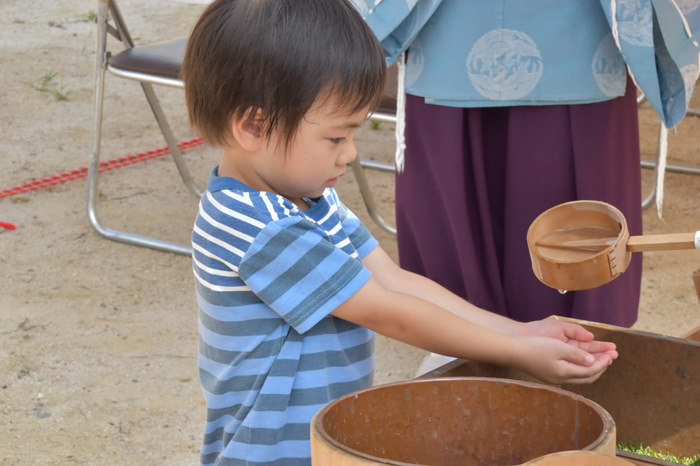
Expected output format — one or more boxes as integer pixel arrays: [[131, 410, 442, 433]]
[[100, 0, 186, 88]]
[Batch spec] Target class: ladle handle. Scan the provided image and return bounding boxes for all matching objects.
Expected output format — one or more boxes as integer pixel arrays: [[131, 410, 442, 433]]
[[627, 231, 700, 252]]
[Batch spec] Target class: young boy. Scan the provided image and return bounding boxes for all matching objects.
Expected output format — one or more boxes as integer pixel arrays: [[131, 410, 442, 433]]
[[182, 1, 618, 464]]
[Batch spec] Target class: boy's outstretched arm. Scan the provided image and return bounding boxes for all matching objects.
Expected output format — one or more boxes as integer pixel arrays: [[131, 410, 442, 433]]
[[330, 247, 616, 385], [361, 247, 617, 356], [361, 247, 523, 333]]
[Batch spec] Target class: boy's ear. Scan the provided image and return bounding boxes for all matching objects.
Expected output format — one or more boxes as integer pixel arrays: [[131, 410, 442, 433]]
[[231, 108, 265, 151]]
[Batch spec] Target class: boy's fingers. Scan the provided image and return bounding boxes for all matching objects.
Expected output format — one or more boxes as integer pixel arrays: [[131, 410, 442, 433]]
[[573, 340, 617, 356], [563, 343, 616, 367], [559, 354, 613, 384], [562, 323, 594, 342], [564, 344, 597, 366]]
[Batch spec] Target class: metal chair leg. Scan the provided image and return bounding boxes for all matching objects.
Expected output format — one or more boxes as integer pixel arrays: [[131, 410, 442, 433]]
[[87, 1, 192, 255], [349, 157, 396, 235], [139, 81, 201, 198]]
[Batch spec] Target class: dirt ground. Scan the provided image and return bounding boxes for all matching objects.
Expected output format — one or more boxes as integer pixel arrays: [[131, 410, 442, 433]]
[[0, 1, 698, 464]]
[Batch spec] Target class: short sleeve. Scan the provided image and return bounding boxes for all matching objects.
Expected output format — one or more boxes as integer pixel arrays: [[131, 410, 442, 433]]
[[238, 217, 371, 334], [337, 202, 378, 259]]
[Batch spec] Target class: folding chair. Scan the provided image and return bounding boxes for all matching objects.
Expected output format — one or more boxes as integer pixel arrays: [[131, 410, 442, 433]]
[[89, 0, 399, 252], [88, 0, 198, 255]]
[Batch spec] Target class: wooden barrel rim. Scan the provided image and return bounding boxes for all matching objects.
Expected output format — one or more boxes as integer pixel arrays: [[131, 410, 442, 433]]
[[312, 377, 615, 465]]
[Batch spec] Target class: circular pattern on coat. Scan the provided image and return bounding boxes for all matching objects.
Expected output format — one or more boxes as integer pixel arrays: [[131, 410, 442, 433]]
[[592, 33, 627, 97], [466, 28, 543, 100]]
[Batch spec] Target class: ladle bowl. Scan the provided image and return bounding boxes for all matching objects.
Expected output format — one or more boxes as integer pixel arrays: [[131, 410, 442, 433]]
[[527, 200, 700, 291]]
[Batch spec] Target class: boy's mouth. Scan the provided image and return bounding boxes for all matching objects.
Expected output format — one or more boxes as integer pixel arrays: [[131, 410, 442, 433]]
[[327, 171, 345, 187]]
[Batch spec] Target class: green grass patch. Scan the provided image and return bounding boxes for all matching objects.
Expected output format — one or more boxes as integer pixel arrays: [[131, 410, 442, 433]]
[[618, 443, 700, 465], [27, 71, 70, 102]]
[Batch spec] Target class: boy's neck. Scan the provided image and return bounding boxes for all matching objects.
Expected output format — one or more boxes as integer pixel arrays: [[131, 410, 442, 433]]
[[217, 147, 311, 210], [217, 147, 246, 182]]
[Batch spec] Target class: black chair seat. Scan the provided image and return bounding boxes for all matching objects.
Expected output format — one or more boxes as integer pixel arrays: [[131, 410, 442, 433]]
[[108, 38, 187, 81]]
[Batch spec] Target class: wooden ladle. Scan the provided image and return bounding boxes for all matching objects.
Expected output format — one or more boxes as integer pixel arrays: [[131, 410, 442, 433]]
[[535, 232, 698, 252], [527, 200, 700, 291]]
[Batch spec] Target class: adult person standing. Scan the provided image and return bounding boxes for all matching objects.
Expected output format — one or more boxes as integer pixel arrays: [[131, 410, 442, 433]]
[[353, 0, 700, 328]]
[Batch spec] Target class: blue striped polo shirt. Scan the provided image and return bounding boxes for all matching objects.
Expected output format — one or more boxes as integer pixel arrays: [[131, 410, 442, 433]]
[[192, 168, 378, 465]]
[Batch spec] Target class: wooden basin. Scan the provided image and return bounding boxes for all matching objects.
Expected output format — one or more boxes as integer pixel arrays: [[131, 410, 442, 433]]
[[422, 318, 700, 462], [311, 377, 615, 465]]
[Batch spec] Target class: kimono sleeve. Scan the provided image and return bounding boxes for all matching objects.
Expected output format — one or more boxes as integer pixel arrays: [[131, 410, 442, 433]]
[[598, 0, 700, 127], [238, 217, 371, 334], [350, 0, 444, 64]]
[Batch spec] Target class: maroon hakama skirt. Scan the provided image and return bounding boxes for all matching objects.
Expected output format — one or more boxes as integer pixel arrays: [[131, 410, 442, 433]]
[[396, 79, 642, 326]]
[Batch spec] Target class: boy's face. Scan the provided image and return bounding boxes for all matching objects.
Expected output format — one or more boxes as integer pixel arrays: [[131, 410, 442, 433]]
[[254, 96, 369, 208]]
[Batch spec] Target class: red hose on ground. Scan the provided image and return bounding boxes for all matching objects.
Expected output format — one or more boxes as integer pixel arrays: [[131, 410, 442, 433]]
[[0, 138, 204, 198], [0, 138, 204, 232]]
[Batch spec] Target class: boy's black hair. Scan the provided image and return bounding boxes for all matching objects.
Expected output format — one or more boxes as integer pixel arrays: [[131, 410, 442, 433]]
[[182, 0, 387, 149]]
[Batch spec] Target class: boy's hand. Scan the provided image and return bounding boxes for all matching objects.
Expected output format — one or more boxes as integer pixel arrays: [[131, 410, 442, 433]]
[[515, 319, 618, 362], [515, 319, 594, 341], [511, 320, 618, 385], [515, 335, 616, 385]]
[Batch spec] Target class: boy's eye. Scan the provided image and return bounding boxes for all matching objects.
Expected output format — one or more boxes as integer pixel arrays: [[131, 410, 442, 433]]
[[329, 137, 345, 144]]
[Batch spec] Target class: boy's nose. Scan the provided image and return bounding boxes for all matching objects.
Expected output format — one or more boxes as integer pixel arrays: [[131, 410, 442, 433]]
[[340, 144, 357, 165]]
